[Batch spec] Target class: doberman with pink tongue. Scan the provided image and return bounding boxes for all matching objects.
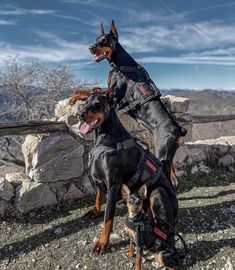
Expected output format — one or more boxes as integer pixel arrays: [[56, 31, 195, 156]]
[[78, 94, 179, 258]]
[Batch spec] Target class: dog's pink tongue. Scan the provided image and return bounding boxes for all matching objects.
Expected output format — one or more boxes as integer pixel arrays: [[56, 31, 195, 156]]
[[80, 123, 93, 134], [93, 54, 99, 61]]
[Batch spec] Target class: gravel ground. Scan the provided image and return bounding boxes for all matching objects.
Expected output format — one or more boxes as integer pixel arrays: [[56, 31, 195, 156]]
[[0, 168, 234, 270]]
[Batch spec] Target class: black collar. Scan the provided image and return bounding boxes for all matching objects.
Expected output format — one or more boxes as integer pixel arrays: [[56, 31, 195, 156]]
[[110, 63, 142, 73]]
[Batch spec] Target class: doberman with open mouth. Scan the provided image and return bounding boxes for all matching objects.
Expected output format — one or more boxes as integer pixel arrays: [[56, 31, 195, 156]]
[[89, 21, 187, 189], [78, 94, 178, 256]]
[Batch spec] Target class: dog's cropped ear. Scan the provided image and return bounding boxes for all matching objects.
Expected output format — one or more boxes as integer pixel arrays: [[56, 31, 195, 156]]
[[110, 20, 118, 39], [100, 22, 105, 35], [138, 184, 147, 200], [121, 184, 130, 200]]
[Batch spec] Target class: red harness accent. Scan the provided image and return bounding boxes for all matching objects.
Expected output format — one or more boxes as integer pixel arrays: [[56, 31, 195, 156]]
[[154, 227, 168, 240], [146, 160, 157, 172], [138, 84, 148, 96]]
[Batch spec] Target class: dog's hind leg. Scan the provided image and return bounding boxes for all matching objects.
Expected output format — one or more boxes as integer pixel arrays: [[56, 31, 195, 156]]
[[153, 129, 179, 189], [149, 188, 179, 269], [149, 187, 176, 224]]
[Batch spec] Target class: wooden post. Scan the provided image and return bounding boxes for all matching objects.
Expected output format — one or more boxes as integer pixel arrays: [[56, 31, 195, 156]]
[[0, 121, 68, 136]]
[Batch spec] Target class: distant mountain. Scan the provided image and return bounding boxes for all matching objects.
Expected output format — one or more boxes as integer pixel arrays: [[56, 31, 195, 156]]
[[161, 89, 235, 116]]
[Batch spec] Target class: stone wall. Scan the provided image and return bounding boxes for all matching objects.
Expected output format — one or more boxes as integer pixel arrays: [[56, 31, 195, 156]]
[[1, 95, 234, 217]]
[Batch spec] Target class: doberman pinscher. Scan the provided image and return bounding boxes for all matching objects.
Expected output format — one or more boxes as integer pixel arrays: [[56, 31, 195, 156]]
[[122, 184, 180, 270], [78, 94, 178, 256], [89, 21, 187, 189]]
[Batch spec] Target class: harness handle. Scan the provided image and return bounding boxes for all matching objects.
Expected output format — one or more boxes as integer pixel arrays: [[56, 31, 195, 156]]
[[157, 218, 189, 259]]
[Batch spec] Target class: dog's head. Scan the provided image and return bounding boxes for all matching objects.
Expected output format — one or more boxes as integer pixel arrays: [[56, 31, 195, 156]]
[[78, 94, 111, 134], [89, 20, 118, 62], [121, 184, 147, 219]]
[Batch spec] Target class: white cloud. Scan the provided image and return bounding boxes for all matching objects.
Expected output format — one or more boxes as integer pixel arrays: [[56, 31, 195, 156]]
[[0, 19, 17, 25], [0, 32, 92, 66], [0, 6, 56, 16], [121, 21, 235, 53], [137, 47, 235, 66]]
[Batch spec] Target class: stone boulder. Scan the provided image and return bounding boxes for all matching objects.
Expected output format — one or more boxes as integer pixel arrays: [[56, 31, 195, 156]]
[[0, 177, 14, 201], [15, 181, 58, 213], [5, 172, 29, 188], [174, 136, 235, 168], [0, 200, 10, 216], [218, 154, 234, 167], [161, 95, 190, 113], [22, 132, 84, 183]]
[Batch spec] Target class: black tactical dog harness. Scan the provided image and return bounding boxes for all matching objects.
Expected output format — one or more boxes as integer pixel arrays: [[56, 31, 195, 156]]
[[117, 138, 163, 189], [125, 211, 188, 260], [108, 64, 161, 114]]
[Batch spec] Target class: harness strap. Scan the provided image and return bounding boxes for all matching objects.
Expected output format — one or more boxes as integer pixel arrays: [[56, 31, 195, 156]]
[[110, 63, 143, 73]]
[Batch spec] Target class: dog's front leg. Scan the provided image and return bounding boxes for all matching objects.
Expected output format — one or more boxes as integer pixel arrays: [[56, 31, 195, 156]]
[[135, 246, 143, 270], [86, 188, 105, 219], [93, 182, 120, 255]]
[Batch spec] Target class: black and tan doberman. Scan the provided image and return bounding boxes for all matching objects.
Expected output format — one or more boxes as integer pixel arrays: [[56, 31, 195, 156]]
[[89, 21, 187, 189], [78, 94, 178, 257]]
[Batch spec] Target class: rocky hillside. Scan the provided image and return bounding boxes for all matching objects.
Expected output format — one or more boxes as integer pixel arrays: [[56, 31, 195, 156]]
[[161, 89, 235, 115], [161, 89, 235, 140]]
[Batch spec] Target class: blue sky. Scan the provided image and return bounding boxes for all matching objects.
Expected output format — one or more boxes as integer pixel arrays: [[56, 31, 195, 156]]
[[0, 0, 235, 90]]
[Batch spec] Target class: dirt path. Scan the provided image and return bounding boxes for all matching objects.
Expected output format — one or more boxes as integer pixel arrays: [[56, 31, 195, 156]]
[[0, 168, 234, 270]]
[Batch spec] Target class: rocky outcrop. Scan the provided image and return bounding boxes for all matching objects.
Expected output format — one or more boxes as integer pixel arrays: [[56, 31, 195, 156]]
[[0, 177, 14, 201], [174, 136, 235, 169], [15, 181, 58, 213], [22, 132, 85, 183]]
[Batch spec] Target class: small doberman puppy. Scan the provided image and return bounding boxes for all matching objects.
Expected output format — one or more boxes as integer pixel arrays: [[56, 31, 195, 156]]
[[89, 21, 187, 189], [122, 184, 179, 270], [78, 94, 178, 255]]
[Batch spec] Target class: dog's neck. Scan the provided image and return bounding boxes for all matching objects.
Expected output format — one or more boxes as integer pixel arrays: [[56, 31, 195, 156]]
[[128, 209, 145, 222], [110, 43, 137, 67], [95, 109, 132, 145]]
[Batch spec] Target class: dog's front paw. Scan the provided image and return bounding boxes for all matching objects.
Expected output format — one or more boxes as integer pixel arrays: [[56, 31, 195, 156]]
[[156, 250, 179, 270], [92, 239, 109, 255], [126, 250, 135, 258], [85, 208, 100, 219]]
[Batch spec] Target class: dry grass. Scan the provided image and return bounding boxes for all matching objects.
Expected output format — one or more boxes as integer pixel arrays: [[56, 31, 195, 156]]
[[0, 168, 234, 270]]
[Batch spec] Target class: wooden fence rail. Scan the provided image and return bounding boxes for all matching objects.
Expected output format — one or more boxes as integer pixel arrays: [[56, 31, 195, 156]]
[[0, 114, 235, 136], [192, 114, 235, 123], [0, 121, 68, 136]]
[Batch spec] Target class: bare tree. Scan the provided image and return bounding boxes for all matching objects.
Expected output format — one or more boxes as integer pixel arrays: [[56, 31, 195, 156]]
[[0, 56, 79, 121], [0, 57, 84, 175]]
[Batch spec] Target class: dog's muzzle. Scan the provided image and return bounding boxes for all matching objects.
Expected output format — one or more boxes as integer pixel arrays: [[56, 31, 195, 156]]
[[89, 44, 96, 54]]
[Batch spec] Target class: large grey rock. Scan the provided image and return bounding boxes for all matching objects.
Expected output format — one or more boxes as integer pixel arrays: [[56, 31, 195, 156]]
[[22, 132, 84, 182], [0, 200, 10, 216], [22, 135, 41, 177], [191, 165, 199, 174], [198, 164, 211, 174], [174, 136, 235, 168], [5, 172, 29, 188], [218, 154, 234, 167], [15, 181, 58, 213], [161, 95, 190, 113], [63, 183, 84, 201], [0, 177, 14, 201]]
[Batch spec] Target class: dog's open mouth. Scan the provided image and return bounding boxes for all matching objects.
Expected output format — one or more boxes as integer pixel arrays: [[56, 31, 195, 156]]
[[79, 120, 99, 134], [93, 52, 108, 62]]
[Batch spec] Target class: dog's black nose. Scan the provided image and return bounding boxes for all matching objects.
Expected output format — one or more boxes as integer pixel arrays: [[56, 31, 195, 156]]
[[89, 44, 96, 54]]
